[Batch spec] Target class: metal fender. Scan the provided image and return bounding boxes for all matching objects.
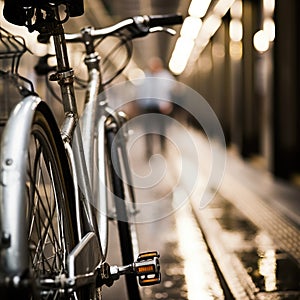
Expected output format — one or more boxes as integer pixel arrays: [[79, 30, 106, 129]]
[[0, 96, 56, 277]]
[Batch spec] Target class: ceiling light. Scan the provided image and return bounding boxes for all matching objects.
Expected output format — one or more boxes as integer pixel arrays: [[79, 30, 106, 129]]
[[180, 16, 203, 40], [253, 30, 269, 52], [188, 0, 212, 18]]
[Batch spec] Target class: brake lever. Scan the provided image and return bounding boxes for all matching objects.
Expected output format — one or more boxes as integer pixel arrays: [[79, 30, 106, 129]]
[[149, 26, 177, 35]]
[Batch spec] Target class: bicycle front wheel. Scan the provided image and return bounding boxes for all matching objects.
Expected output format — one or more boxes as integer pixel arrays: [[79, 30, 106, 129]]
[[26, 109, 77, 298]]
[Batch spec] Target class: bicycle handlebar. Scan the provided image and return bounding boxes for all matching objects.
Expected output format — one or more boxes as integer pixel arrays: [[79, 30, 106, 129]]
[[65, 14, 183, 43], [147, 14, 183, 28]]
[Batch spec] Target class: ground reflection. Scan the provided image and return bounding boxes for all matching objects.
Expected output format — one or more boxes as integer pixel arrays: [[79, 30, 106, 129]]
[[174, 198, 224, 300], [256, 232, 277, 292]]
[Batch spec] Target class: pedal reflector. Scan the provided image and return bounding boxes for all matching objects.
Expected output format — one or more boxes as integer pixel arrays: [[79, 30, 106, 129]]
[[135, 251, 161, 286]]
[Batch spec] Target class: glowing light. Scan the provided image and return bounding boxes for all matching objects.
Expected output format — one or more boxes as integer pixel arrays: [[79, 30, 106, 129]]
[[169, 0, 241, 74], [201, 15, 222, 40], [230, 0, 243, 19], [258, 249, 277, 292], [213, 0, 236, 17], [174, 200, 224, 300], [263, 0, 275, 16], [253, 30, 269, 53], [180, 16, 202, 40], [192, 15, 222, 57], [169, 37, 195, 75], [263, 18, 275, 42], [230, 41, 243, 60], [188, 0, 212, 18], [256, 232, 277, 292], [229, 19, 243, 41]]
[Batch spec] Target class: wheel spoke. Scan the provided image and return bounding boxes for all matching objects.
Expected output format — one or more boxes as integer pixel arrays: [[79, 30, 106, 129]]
[[28, 156, 65, 274], [23, 113, 75, 297]]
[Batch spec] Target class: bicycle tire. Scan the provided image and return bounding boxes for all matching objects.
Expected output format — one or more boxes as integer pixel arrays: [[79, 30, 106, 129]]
[[2, 107, 78, 299], [29, 109, 99, 300], [28, 109, 78, 299], [106, 129, 141, 300]]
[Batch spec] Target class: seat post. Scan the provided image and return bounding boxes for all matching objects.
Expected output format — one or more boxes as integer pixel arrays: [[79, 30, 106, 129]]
[[46, 6, 79, 142]]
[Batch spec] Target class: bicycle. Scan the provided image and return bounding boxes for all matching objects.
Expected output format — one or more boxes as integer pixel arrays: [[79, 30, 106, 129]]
[[0, 0, 182, 299]]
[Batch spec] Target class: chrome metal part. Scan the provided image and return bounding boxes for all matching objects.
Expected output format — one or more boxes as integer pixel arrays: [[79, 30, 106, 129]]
[[67, 232, 102, 288], [49, 69, 75, 81], [0, 96, 41, 275], [96, 115, 109, 259], [149, 26, 176, 35], [61, 112, 78, 143], [80, 67, 101, 185]]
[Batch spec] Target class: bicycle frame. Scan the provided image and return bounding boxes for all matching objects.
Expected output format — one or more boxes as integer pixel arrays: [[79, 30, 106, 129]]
[[0, 9, 107, 288], [50, 12, 110, 284], [48, 10, 137, 288]]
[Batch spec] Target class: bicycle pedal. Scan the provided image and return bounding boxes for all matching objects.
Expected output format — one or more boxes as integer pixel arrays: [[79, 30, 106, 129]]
[[134, 251, 161, 286]]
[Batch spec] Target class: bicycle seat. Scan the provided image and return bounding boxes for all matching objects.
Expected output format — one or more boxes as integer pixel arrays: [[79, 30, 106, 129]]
[[3, 0, 84, 26]]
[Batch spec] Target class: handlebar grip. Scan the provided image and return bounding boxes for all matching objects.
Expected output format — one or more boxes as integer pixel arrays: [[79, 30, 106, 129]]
[[147, 14, 183, 28]]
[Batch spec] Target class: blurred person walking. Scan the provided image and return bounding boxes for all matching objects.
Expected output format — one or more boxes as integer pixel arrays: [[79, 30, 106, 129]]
[[137, 57, 175, 158]]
